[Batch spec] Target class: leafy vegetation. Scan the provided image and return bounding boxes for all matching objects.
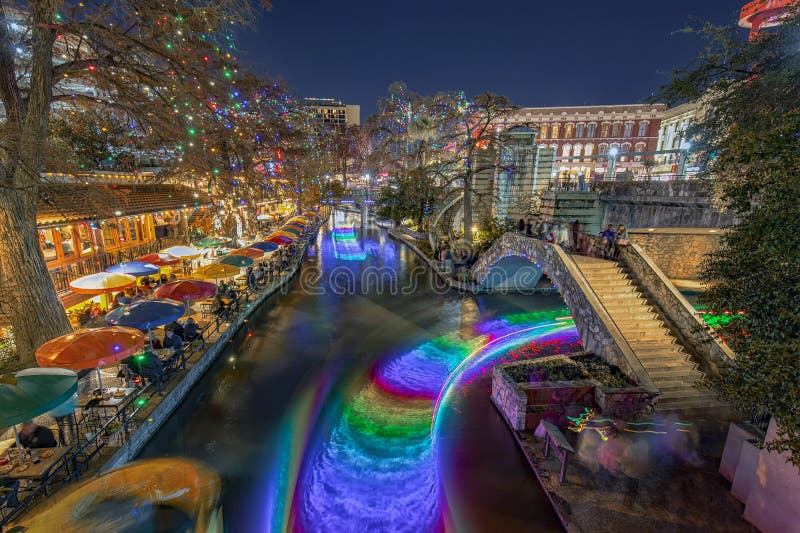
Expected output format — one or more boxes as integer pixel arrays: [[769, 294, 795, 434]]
[[657, 15, 800, 465], [506, 355, 633, 389]]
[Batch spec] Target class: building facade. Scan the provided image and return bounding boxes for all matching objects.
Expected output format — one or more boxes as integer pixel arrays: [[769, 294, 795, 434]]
[[507, 104, 667, 182], [305, 98, 361, 127], [653, 101, 703, 176]]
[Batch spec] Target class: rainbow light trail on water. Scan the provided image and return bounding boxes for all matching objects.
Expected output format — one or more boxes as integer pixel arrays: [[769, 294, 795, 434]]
[[275, 309, 581, 532], [331, 227, 367, 261]]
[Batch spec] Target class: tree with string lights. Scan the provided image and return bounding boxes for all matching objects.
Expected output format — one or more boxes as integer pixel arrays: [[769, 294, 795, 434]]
[[0, 0, 268, 365]]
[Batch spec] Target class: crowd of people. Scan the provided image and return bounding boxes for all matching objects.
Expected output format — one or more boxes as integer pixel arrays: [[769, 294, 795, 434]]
[[517, 217, 628, 260]]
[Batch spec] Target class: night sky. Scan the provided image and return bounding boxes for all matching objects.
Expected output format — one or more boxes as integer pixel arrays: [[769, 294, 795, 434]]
[[237, 1, 742, 117]]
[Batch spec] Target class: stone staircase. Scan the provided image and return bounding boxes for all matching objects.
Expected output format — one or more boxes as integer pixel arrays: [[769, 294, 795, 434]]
[[572, 255, 723, 413]]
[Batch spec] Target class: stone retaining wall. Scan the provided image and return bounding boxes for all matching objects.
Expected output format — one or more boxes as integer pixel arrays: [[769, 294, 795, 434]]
[[628, 230, 721, 280]]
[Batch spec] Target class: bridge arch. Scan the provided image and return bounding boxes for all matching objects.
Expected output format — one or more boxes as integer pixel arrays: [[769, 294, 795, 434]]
[[478, 253, 544, 291]]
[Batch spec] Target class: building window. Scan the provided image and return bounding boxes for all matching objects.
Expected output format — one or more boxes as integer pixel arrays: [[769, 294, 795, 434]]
[[39, 228, 57, 262], [539, 124, 548, 139], [587, 123, 596, 138], [77, 223, 93, 255], [576, 123, 585, 138], [600, 123, 611, 138], [634, 142, 646, 161], [573, 144, 583, 159], [118, 221, 128, 243], [584, 144, 595, 156], [551, 124, 560, 139], [565, 123, 574, 139], [128, 219, 139, 242], [59, 227, 76, 259], [623, 122, 633, 138], [637, 121, 648, 137], [562, 144, 571, 158], [598, 143, 608, 155], [612, 123, 622, 137]]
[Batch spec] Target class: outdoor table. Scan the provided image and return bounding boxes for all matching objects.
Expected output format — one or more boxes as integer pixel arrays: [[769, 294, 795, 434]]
[[200, 299, 215, 318], [1, 446, 71, 484], [78, 387, 137, 436]]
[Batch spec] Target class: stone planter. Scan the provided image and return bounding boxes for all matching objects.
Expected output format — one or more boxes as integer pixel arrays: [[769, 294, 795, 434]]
[[595, 385, 659, 418]]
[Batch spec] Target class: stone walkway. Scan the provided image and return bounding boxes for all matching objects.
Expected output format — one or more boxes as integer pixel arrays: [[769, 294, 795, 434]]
[[513, 422, 756, 533]]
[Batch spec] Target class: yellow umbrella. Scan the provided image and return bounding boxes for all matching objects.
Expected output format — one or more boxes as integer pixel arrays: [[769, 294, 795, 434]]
[[193, 263, 240, 280], [69, 272, 136, 295]]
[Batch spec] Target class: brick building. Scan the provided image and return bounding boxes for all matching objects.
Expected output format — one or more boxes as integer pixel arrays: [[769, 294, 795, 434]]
[[507, 104, 667, 182]]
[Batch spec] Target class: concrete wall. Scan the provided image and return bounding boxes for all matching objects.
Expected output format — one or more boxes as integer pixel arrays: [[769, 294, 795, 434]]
[[628, 229, 721, 280], [596, 180, 735, 230]]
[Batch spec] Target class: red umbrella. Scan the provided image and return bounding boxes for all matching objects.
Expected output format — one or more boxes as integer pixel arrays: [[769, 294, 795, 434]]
[[266, 234, 293, 245], [137, 253, 181, 267], [155, 279, 217, 315]]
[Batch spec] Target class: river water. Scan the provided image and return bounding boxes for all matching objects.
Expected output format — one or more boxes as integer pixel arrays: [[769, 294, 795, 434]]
[[140, 211, 580, 532]]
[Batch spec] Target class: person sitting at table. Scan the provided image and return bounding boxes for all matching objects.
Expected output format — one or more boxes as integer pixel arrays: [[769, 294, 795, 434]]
[[163, 328, 184, 352], [182, 317, 204, 347], [159, 273, 168, 285], [166, 320, 184, 340], [147, 331, 163, 349], [17, 421, 57, 449]]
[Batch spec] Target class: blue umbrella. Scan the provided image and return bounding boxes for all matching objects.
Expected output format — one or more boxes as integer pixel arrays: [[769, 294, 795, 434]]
[[247, 241, 279, 253], [107, 261, 161, 278], [105, 299, 185, 331]]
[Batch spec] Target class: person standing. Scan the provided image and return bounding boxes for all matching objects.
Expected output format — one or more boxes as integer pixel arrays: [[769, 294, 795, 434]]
[[614, 225, 628, 260], [600, 224, 616, 259], [572, 220, 581, 252]]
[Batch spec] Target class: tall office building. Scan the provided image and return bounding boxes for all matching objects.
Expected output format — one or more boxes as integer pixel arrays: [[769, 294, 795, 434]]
[[304, 98, 361, 127]]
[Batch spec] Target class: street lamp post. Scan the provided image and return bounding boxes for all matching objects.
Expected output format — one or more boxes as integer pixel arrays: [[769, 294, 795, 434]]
[[607, 147, 619, 181]]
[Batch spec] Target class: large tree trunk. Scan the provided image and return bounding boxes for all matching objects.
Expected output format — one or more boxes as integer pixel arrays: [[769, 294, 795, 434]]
[[0, 186, 72, 366], [463, 172, 473, 243]]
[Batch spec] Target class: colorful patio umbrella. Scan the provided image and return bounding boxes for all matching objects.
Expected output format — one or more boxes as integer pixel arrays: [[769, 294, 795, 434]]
[[155, 279, 217, 315], [280, 225, 302, 233], [265, 235, 293, 245], [247, 241, 279, 253], [0, 367, 78, 456], [160, 245, 203, 260], [36, 327, 145, 389], [285, 223, 306, 231], [272, 231, 297, 240], [193, 263, 240, 280], [69, 272, 137, 295], [136, 253, 181, 267], [0, 368, 78, 429], [105, 299, 186, 331], [227, 247, 264, 259], [106, 261, 160, 278], [219, 255, 253, 268], [195, 236, 229, 248]]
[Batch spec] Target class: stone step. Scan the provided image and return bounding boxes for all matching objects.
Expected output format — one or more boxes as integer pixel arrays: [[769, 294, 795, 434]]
[[654, 380, 703, 393], [583, 272, 630, 281], [586, 281, 637, 290], [634, 350, 689, 362], [657, 388, 713, 400], [648, 367, 702, 380]]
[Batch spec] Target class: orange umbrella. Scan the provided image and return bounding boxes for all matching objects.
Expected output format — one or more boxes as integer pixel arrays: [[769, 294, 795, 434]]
[[36, 326, 146, 389], [228, 247, 264, 259]]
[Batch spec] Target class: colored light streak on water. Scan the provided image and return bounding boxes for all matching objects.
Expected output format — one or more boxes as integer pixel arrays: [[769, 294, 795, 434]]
[[331, 227, 367, 261], [296, 310, 581, 532]]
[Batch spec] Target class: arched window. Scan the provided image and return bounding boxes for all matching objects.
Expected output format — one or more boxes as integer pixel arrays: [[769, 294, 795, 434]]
[[562, 144, 572, 158], [565, 123, 575, 139], [634, 142, 646, 161], [600, 123, 611, 138], [623, 122, 634, 137], [576, 123, 585, 138], [584, 144, 594, 156], [621, 142, 632, 162], [612, 123, 622, 137], [573, 144, 583, 159], [587, 123, 597, 138], [637, 121, 648, 137], [551, 124, 560, 139], [539, 124, 548, 139], [598, 143, 608, 155]]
